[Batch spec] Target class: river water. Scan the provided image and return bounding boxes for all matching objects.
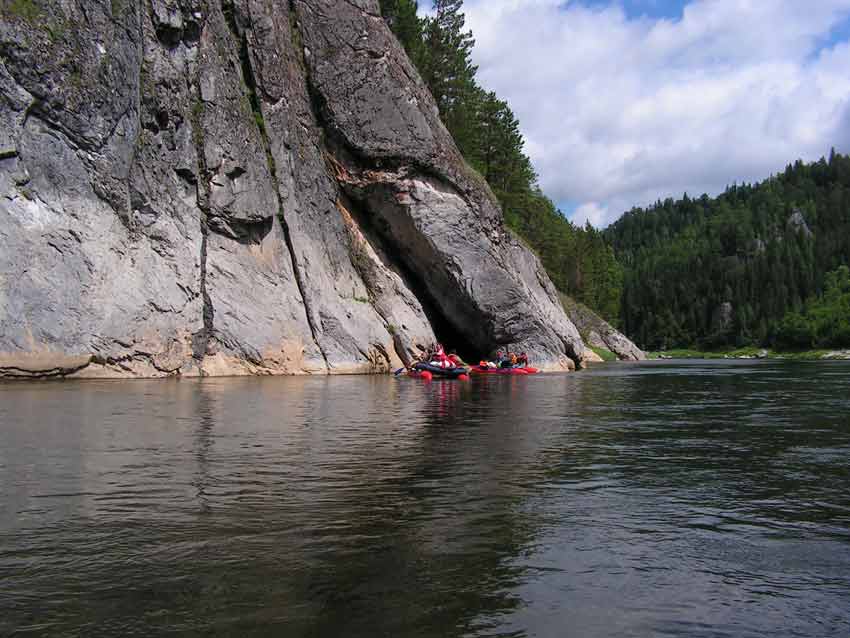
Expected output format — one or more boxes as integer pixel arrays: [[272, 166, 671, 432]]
[[1, 360, 849, 637]]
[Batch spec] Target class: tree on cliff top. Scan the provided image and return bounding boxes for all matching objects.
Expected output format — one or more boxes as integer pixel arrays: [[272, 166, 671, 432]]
[[378, 0, 425, 68]]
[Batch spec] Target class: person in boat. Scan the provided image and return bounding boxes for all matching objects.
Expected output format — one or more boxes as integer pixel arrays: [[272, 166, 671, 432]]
[[447, 350, 465, 367], [500, 352, 516, 369], [516, 352, 529, 367], [429, 343, 455, 369]]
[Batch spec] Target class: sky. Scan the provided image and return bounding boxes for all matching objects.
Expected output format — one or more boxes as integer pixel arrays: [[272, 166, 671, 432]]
[[433, 0, 850, 226]]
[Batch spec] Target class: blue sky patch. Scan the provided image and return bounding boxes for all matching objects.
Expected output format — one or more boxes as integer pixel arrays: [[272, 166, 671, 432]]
[[576, 0, 686, 20]]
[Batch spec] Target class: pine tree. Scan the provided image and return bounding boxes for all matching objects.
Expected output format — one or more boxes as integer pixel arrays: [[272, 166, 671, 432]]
[[378, 0, 425, 68], [420, 0, 479, 156]]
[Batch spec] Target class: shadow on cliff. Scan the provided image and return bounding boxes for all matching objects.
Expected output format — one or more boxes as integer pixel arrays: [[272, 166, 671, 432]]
[[339, 191, 481, 362]]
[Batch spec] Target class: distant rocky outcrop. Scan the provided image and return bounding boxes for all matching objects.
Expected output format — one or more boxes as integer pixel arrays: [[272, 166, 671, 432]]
[[0, 0, 585, 378], [787, 207, 813, 238], [711, 301, 734, 335], [560, 295, 645, 361]]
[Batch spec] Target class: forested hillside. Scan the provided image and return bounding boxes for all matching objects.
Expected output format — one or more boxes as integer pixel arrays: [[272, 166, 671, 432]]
[[605, 152, 850, 349], [378, 0, 623, 322]]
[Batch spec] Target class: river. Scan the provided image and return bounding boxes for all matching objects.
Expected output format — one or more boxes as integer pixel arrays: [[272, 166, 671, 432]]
[[1, 360, 849, 637]]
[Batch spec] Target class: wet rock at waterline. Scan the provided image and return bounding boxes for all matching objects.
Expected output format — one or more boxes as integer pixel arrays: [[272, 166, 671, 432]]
[[0, 0, 586, 378]]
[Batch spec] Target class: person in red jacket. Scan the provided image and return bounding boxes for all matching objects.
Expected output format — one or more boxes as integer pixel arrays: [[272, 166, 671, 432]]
[[447, 350, 465, 367], [430, 343, 452, 368]]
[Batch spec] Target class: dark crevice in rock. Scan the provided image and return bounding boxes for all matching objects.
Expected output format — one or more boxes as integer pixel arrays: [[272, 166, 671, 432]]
[[339, 191, 480, 363], [208, 215, 273, 245], [0, 365, 90, 379], [175, 167, 197, 184], [183, 20, 201, 46], [92, 351, 182, 375], [155, 23, 183, 48], [152, 5, 202, 50], [193, 215, 214, 362], [231, 0, 330, 369], [224, 165, 245, 180], [188, 46, 215, 364]]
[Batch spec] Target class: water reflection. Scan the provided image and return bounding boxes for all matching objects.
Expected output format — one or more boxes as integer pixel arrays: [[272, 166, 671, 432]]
[[1, 362, 849, 637], [192, 383, 215, 515]]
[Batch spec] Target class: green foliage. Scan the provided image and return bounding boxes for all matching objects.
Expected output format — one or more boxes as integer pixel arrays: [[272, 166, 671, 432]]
[[1, 0, 42, 21], [189, 99, 206, 160], [606, 153, 850, 350], [775, 265, 850, 348], [590, 346, 617, 362], [379, 0, 426, 68], [378, 0, 622, 322], [2, 0, 66, 41]]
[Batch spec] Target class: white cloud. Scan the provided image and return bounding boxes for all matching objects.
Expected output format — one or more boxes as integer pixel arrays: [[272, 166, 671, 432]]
[[572, 201, 609, 227], [458, 0, 850, 226]]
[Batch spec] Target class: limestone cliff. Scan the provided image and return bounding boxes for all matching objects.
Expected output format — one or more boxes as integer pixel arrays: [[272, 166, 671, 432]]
[[0, 0, 586, 378]]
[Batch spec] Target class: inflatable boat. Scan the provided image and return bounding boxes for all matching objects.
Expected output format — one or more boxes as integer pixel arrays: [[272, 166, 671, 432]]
[[469, 365, 539, 375], [412, 362, 470, 380]]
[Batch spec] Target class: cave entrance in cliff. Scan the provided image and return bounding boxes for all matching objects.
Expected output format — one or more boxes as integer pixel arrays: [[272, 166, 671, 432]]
[[419, 300, 482, 366], [337, 192, 484, 366]]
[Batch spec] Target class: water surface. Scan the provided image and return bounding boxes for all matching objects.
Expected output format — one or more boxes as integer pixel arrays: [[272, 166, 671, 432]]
[[2, 360, 849, 636]]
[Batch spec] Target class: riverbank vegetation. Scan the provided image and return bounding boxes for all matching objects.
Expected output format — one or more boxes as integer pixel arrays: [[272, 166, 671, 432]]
[[378, 0, 623, 323], [648, 348, 850, 361]]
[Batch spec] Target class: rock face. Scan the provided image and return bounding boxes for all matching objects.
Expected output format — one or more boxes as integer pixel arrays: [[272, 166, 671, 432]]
[[787, 208, 813, 238], [0, 0, 586, 378], [711, 301, 734, 336], [561, 295, 645, 361]]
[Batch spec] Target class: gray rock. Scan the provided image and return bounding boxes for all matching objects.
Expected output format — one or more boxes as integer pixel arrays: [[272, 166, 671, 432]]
[[0, 0, 587, 378], [295, 0, 586, 369], [237, 0, 436, 373], [713, 301, 734, 334], [787, 208, 813, 238], [561, 295, 645, 361]]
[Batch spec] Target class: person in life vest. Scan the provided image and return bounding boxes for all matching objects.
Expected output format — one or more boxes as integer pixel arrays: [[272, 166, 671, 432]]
[[517, 352, 529, 367], [429, 343, 454, 368], [500, 351, 515, 369]]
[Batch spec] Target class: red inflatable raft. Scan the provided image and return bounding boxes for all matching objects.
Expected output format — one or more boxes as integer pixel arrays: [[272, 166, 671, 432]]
[[469, 365, 539, 375], [405, 369, 432, 380]]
